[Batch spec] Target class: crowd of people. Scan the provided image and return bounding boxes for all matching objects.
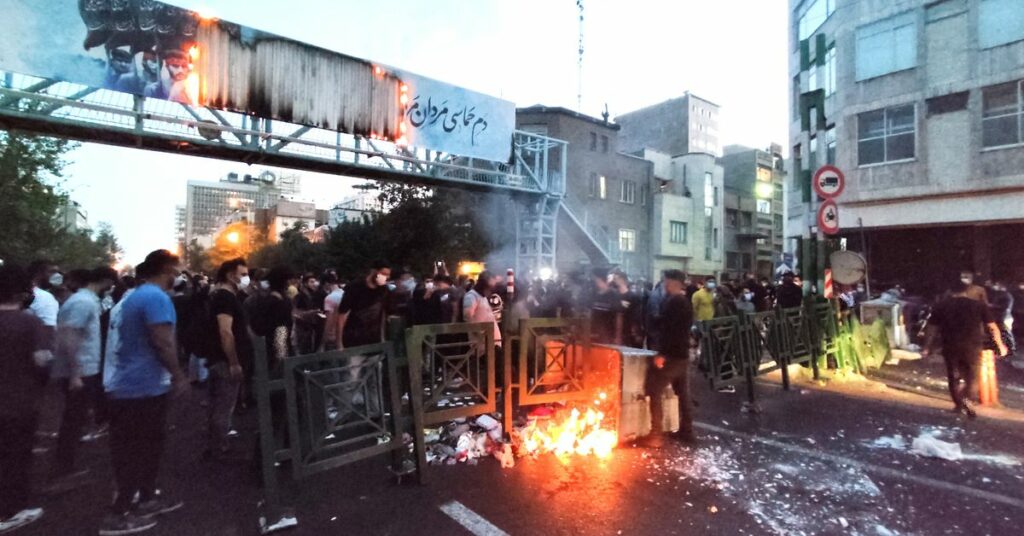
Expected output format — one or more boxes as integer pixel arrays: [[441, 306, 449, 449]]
[[0, 248, 824, 534]]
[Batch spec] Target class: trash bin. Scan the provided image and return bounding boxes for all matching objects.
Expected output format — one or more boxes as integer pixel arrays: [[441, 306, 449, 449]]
[[859, 299, 907, 349]]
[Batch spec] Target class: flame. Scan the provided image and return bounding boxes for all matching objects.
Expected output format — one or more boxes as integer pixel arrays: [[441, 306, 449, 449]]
[[517, 397, 618, 460]]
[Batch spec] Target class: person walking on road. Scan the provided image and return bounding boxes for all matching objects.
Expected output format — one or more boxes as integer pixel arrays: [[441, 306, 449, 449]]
[[100, 250, 187, 536], [50, 266, 118, 490], [776, 272, 804, 309], [641, 270, 696, 449], [924, 280, 1007, 419], [0, 265, 52, 534]]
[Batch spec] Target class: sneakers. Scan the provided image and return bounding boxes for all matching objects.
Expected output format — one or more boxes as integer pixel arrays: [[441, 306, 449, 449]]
[[134, 491, 184, 519], [0, 508, 43, 534], [97, 513, 157, 536]]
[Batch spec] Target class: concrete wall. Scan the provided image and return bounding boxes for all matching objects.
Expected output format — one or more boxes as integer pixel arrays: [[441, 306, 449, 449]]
[[616, 93, 722, 158]]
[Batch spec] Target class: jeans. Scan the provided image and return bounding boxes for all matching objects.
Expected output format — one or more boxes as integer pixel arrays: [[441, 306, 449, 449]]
[[0, 412, 39, 519], [207, 362, 241, 453], [55, 374, 101, 477], [108, 395, 167, 514], [645, 358, 694, 435], [944, 345, 980, 410]]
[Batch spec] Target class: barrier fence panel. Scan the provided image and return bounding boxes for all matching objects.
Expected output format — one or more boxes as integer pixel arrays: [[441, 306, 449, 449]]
[[779, 306, 819, 379], [697, 316, 748, 392], [515, 317, 592, 406], [405, 322, 497, 426], [744, 311, 789, 389], [810, 302, 841, 372], [253, 339, 425, 532]]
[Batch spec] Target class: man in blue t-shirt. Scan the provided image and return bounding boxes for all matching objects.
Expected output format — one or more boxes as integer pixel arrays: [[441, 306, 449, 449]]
[[100, 250, 187, 536]]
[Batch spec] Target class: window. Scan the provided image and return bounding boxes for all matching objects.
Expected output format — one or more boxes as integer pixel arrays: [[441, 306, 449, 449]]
[[713, 228, 719, 249], [825, 126, 837, 164], [641, 184, 648, 206], [589, 173, 607, 199], [980, 0, 1024, 49], [757, 199, 772, 214], [741, 212, 753, 228], [727, 252, 741, 270], [704, 172, 714, 208], [825, 46, 837, 96], [601, 135, 609, 154], [590, 132, 597, 151], [858, 104, 916, 165], [726, 209, 738, 228], [619, 229, 636, 252], [756, 166, 772, 183], [670, 221, 688, 244], [982, 81, 1023, 148], [809, 64, 820, 93], [797, 0, 836, 41], [856, 12, 917, 81], [714, 187, 720, 206], [620, 180, 637, 204], [809, 135, 818, 171], [774, 214, 784, 234], [793, 75, 801, 121]]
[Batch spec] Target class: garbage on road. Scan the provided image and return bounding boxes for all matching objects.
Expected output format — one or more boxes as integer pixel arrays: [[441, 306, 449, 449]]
[[909, 434, 963, 461]]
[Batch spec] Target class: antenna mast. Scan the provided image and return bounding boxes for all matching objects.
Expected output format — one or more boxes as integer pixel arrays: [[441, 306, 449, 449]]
[[576, 0, 584, 112]]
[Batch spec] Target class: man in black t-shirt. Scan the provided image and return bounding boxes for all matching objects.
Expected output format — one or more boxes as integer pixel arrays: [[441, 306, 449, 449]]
[[337, 264, 392, 350], [205, 258, 253, 458], [0, 265, 49, 531], [926, 281, 1007, 418]]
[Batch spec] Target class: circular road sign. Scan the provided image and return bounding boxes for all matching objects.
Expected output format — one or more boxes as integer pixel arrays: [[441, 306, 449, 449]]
[[813, 165, 845, 199], [818, 200, 840, 235]]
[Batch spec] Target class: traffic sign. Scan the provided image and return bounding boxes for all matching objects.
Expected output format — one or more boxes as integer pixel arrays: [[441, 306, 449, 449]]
[[813, 165, 845, 199], [818, 200, 840, 235]]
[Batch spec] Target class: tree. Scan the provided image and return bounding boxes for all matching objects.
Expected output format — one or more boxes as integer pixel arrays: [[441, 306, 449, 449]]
[[186, 238, 210, 273], [0, 131, 125, 268]]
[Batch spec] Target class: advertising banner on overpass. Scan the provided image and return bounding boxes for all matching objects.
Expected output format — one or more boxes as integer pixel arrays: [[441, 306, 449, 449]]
[[0, 0, 514, 162]]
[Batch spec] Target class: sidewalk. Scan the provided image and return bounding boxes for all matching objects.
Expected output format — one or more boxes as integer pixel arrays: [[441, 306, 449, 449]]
[[867, 351, 1024, 412]]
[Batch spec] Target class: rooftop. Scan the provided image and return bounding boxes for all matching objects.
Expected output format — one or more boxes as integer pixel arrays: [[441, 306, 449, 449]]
[[517, 105, 620, 131]]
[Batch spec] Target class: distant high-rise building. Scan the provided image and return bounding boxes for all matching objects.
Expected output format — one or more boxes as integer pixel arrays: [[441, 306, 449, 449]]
[[616, 92, 722, 157], [721, 144, 787, 279], [57, 199, 89, 233], [328, 189, 384, 226], [184, 170, 301, 247], [174, 205, 186, 254]]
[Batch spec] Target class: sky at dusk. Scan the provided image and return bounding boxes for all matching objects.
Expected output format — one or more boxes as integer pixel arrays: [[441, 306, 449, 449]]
[[58, 0, 790, 262]]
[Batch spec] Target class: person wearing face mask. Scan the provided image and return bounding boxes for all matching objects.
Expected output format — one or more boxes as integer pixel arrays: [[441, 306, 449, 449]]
[[737, 287, 756, 314], [959, 271, 989, 305], [202, 258, 253, 461], [691, 277, 717, 323], [49, 266, 119, 491], [334, 263, 392, 420], [102, 250, 187, 535], [463, 271, 503, 348], [27, 260, 61, 352]]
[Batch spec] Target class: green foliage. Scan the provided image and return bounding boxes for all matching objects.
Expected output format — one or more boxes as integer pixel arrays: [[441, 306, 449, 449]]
[[0, 131, 123, 268], [244, 183, 497, 281]]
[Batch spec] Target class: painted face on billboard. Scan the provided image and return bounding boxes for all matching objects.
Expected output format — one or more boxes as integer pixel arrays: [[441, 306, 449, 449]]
[[165, 55, 188, 82], [142, 52, 159, 76], [107, 47, 133, 75]]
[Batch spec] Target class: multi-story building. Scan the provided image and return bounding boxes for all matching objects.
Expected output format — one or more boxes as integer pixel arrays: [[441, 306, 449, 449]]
[[721, 144, 787, 279], [56, 199, 89, 232], [517, 106, 654, 280], [184, 170, 300, 247], [173, 205, 186, 254], [635, 149, 725, 279], [329, 189, 384, 226], [788, 0, 1024, 293], [616, 92, 722, 158]]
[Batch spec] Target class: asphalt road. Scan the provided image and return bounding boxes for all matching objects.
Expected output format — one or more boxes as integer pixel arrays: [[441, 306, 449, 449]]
[[18, 369, 1024, 536]]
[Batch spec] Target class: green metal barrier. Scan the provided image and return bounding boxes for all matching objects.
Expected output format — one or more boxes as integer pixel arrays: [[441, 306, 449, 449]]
[[405, 322, 496, 426], [697, 302, 838, 405], [253, 339, 425, 533]]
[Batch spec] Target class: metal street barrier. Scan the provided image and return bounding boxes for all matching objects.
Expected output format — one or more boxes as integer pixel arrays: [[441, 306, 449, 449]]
[[253, 339, 425, 533], [405, 322, 497, 426], [697, 301, 834, 405]]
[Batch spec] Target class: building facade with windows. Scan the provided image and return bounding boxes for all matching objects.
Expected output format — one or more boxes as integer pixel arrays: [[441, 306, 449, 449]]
[[517, 106, 654, 280], [721, 145, 787, 279], [788, 0, 1024, 293], [184, 171, 301, 249], [616, 92, 722, 158]]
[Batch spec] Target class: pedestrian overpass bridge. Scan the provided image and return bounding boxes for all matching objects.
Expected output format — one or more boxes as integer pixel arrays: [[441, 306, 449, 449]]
[[0, 0, 621, 276]]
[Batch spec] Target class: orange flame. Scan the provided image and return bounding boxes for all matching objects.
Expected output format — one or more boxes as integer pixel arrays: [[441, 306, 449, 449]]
[[518, 398, 618, 460]]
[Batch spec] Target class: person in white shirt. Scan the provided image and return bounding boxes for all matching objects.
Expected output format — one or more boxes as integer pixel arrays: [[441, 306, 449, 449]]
[[320, 275, 345, 351], [463, 271, 502, 347]]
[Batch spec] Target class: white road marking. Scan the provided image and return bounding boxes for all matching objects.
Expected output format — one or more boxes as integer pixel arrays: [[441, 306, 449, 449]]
[[695, 422, 1024, 510], [440, 500, 510, 536]]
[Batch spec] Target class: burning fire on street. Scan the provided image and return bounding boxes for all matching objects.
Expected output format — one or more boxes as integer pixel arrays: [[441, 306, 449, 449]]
[[514, 391, 619, 461]]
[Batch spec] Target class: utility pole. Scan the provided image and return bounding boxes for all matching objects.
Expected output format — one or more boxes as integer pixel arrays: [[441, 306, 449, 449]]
[[576, 0, 584, 112]]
